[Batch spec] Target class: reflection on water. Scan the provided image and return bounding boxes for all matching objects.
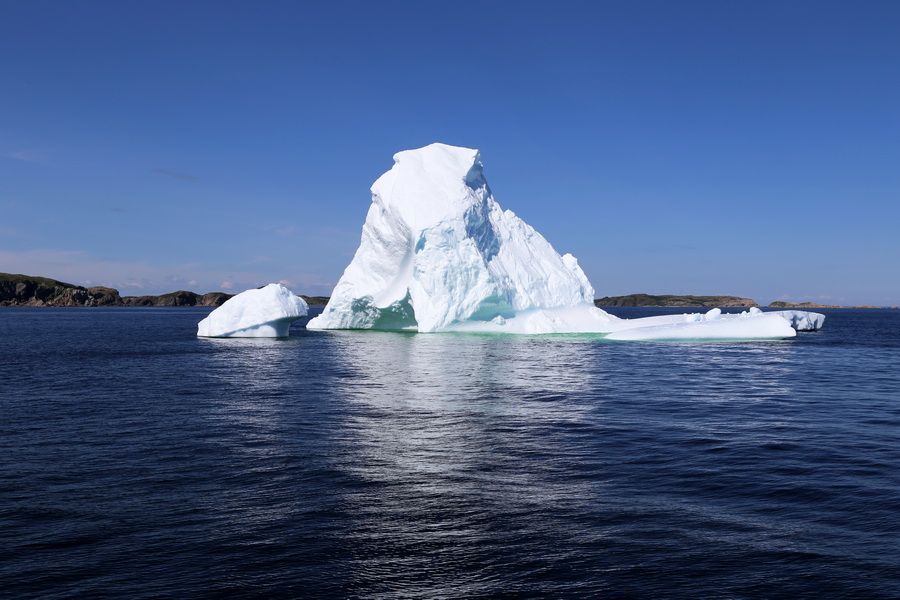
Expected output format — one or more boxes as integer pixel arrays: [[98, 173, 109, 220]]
[[318, 333, 609, 595], [2, 308, 900, 597], [189, 329, 812, 595]]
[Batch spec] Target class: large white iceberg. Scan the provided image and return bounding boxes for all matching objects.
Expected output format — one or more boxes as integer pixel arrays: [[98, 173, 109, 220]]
[[308, 143, 799, 341], [308, 143, 603, 333], [197, 283, 308, 338]]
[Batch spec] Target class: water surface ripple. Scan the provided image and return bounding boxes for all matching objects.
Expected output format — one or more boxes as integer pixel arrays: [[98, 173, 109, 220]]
[[1, 307, 899, 597]]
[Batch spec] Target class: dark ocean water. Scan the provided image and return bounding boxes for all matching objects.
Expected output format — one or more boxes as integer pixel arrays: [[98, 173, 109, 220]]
[[2, 307, 899, 598]]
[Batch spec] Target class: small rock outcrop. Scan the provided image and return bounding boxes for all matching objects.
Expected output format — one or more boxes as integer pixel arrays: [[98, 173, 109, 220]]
[[200, 292, 232, 307]]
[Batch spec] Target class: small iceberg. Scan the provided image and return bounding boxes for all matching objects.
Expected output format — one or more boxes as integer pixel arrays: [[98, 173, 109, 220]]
[[197, 283, 308, 338]]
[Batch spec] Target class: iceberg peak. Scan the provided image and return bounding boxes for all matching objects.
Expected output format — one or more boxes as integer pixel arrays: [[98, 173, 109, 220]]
[[371, 143, 485, 233]]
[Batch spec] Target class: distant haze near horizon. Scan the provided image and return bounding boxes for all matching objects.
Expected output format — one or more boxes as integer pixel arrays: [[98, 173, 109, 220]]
[[2, 1, 898, 305]]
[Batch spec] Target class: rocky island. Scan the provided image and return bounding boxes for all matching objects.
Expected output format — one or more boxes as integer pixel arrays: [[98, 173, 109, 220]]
[[769, 300, 840, 309], [769, 300, 893, 309], [0, 273, 328, 307], [595, 294, 757, 308]]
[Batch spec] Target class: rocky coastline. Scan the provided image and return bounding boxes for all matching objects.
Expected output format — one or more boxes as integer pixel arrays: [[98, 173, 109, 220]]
[[0, 273, 328, 307], [595, 294, 757, 308], [769, 300, 889, 309], [596, 294, 895, 309], [3, 273, 891, 310], [769, 300, 840, 309]]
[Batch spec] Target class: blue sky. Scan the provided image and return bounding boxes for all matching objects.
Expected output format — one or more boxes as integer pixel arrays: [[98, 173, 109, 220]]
[[2, 1, 898, 304]]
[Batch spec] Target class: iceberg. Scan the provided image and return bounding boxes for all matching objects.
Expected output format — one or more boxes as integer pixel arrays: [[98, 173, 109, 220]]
[[308, 143, 798, 341], [197, 283, 308, 338], [606, 309, 796, 341]]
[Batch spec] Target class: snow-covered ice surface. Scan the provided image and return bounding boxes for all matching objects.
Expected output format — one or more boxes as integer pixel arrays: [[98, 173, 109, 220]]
[[606, 309, 796, 341], [197, 283, 308, 338], [443, 306, 798, 339], [308, 143, 803, 341]]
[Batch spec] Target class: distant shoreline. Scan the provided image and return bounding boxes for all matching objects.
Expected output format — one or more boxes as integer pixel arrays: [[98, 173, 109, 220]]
[[0, 273, 329, 308], [1, 273, 894, 310], [595, 294, 896, 310]]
